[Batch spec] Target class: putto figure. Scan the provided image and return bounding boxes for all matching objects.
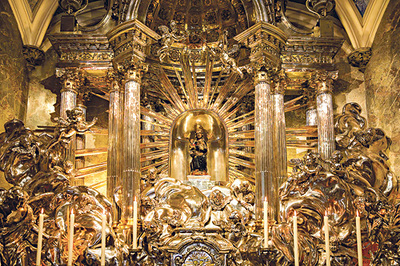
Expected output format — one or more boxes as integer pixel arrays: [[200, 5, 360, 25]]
[[157, 20, 187, 62], [210, 29, 243, 78], [189, 125, 208, 175]]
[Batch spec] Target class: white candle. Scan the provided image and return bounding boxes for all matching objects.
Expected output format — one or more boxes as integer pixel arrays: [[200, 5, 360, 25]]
[[324, 211, 330, 266], [101, 212, 106, 266], [133, 198, 138, 249], [36, 209, 44, 266], [293, 211, 299, 266], [68, 209, 75, 266], [356, 211, 363, 266], [263, 198, 268, 248]]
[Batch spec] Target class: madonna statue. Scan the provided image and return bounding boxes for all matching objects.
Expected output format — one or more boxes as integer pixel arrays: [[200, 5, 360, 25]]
[[189, 125, 208, 175]]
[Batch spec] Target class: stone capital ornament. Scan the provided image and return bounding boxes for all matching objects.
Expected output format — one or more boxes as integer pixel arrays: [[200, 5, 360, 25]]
[[270, 69, 289, 95], [116, 58, 148, 83], [309, 70, 338, 95], [56, 67, 85, 93], [347, 47, 372, 70], [106, 69, 123, 93], [23, 45, 45, 71]]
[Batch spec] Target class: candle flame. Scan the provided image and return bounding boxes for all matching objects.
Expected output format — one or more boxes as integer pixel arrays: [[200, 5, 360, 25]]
[[294, 210, 297, 217], [41, 208, 44, 214], [356, 210, 360, 217], [71, 208, 74, 215], [325, 210, 328, 216], [264, 197, 267, 202]]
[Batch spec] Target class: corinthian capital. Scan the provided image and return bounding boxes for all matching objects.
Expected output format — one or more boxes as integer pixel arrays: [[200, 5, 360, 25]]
[[309, 70, 338, 94], [56, 67, 85, 93], [270, 69, 289, 94], [106, 69, 122, 92], [116, 57, 148, 83]]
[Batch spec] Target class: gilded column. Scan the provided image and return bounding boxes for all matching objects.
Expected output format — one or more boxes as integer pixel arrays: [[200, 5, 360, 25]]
[[235, 23, 287, 222], [107, 20, 160, 232], [305, 89, 317, 126], [271, 70, 288, 219], [55, 68, 84, 170], [56, 68, 83, 119], [310, 70, 338, 160], [107, 70, 123, 224], [254, 70, 274, 221], [120, 64, 143, 225], [75, 86, 90, 185]]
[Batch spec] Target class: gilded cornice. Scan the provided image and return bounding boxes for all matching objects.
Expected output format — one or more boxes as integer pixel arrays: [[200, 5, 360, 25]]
[[234, 22, 287, 71], [49, 34, 113, 67], [107, 19, 161, 65]]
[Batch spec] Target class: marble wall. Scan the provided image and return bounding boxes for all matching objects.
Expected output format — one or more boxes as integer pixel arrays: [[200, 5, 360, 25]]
[[364, 0, 400, 174], [334, 49, 368, 120], [0, 0, 29, 188], [25, 48, 58, 129]]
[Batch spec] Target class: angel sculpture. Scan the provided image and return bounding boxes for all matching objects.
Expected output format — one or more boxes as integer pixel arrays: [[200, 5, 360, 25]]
[[210, 30, 243, 78], [157, 20, 186, 62]]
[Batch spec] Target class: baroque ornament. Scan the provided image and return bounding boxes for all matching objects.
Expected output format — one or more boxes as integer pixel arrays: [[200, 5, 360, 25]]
[[1, 101, 400, 265], [347, 47, 372, 70]]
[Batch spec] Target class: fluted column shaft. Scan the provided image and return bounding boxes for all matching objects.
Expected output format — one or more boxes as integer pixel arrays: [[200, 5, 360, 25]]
[[254, 71, 274, 221], [271, 71, 287, 221], [60, 89, 77, 119], [317, 92, 334, 159], [56, 68, 83, 171], [306, 107, 318, 126], [122, 69, 142, 224], [107, 73, 123, 224], [311, 71, 338, 160], [75, 88, 89, 185]]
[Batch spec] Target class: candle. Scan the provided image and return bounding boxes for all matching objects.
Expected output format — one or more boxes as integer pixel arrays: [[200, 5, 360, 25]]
[[293, 211, 299, 266], [263, 198, 268, 248], [68, 209, 75, 266], [133, 198, 138, 249], [324, 211, 330, 266], [36, 209, 44, 266], [101, 212, 106, 266], [356, 210, 363, 266]]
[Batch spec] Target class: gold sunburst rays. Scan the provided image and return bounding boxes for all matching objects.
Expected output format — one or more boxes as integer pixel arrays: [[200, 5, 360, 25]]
[[139, 53, 256, 181]]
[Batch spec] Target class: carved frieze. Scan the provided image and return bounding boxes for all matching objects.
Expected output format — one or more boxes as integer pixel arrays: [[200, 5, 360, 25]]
[[282, 37, 343, 70], [49, 34, 113, 66]]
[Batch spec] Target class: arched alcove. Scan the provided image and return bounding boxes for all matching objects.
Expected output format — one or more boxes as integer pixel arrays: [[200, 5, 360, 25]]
[[169, 109, 228, 182]]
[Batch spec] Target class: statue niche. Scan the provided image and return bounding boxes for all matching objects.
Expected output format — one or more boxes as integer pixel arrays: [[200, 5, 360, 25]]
[[169, 110, 228, 182]]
